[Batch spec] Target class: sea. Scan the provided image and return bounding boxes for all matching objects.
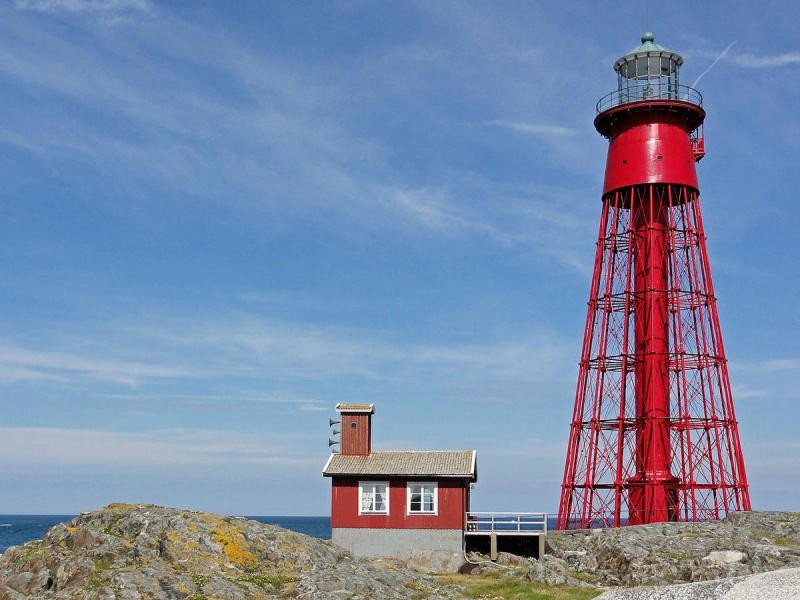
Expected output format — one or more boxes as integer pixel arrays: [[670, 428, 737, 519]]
[[0, 515, 331, 554]]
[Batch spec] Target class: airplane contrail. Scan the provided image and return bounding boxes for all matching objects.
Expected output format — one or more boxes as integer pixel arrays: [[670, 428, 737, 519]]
[[691, 41, 737, 88]]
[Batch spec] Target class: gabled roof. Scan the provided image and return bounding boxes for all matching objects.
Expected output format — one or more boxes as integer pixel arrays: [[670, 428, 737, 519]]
[[323, 450, 477, 481], [335, 403, 374, 414]]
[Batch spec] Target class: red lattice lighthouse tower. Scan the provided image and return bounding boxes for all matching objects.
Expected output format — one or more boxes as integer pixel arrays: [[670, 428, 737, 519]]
[[557, 33, 751, 529]]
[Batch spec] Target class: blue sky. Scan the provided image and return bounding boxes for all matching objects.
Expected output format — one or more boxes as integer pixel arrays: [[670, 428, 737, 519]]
[[1, 0, 798, 515]]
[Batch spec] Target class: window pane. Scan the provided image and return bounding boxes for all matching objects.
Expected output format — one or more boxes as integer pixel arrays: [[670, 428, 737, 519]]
[[408, 484, 436, 512], [361, 483, 388, 513]]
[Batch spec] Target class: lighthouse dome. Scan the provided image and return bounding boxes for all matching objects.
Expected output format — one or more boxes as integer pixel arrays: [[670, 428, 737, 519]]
[[614, 32, 683, 79]]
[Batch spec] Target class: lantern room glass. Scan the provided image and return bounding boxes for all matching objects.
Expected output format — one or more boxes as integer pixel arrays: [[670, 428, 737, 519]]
[[616, 52, 681, 103]]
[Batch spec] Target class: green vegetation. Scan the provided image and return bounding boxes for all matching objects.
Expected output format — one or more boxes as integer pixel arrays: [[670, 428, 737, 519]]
[[235, 573, 295, 588], [565, 570, 600, 584], [16, 540, 45, 563], [763, 534, 794, 547], [753, 530, 797, 547], [405, 580, 431, 600], [435, 572, 601, 600], [92, 557, 113, 572], [102, 513, 125, 536], [677, 529, 702, 538], [85, 577, 106, 590]]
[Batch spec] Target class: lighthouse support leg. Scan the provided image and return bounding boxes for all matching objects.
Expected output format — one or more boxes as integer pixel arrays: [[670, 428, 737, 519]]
[[627, 184, 678, 525]]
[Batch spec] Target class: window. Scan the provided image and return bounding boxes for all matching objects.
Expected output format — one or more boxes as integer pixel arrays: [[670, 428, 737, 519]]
[[359, 481, 389, 514], [407, 482, 437, 515]]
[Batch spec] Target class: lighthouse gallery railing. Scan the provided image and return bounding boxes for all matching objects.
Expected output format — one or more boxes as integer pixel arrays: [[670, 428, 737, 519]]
[[597, 83, 702, 113]]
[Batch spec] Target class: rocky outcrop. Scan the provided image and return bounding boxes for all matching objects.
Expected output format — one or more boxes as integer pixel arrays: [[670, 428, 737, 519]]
[[596, 567, 800, 600], [538, 511, 800, 588], [0, 504, 464, 599], [462, 511, 800, 592]]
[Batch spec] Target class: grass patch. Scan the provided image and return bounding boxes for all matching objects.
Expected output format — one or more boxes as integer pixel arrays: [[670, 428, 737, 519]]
[[435, 573, 601, 600], [92, 557, 113, 572], [764, 534, 794, 547], [85, 577, 106, 590], [771, 536, 793, 547], [16, 541, 45, 563], [754, 530, 798, 547], [404, 580, 428, 600], [565, 570, 600, 584], [677, 529, 702, 538], [236, 573, 294, 588]]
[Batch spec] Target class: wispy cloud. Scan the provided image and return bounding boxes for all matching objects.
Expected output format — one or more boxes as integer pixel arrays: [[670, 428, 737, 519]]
[[735, 358, 800, 373], [0, 3, 597, 264], [97, 393, 326, 408], [690, 46, 800, 71], [14, 0, 152, 15], [150, 314, 571, 384], [732, 385, 769, 400], [0, 312, 573, 390], [763, 358, 800, 371], [483, 120, 577, 138], [0, 427, 317, 467], [0, 344, 197, 385], [728, 51, 800, 68]]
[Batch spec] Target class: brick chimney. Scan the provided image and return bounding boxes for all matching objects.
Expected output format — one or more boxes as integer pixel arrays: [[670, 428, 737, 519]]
[[336, 403, 374, 456]]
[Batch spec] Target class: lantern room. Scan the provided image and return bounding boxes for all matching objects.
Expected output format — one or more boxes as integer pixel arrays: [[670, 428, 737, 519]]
[[597, 32, 702, 112]]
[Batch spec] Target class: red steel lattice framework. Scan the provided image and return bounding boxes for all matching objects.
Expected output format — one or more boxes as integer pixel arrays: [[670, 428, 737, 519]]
[[557, 33, 751, 529]]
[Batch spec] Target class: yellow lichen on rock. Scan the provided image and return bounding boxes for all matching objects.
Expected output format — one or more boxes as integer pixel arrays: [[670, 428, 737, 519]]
[[211, 521, 258, 570], [0, 504, 465, 599]]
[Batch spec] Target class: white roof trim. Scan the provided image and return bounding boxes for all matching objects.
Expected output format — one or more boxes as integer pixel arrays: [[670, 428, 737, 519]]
[[321, 452, 336, 474]]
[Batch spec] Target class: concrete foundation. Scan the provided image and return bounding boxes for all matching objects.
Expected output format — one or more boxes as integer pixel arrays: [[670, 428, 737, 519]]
[[332, 528, 464, 572]]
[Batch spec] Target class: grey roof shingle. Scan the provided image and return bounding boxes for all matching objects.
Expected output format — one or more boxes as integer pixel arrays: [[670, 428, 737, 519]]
[[323, 450, 476, 480]]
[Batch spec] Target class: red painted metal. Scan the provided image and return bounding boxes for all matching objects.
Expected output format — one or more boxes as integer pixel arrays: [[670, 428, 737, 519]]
[[330, 477, 469, 530], [557, 54, 750, 530], [339, 413, 372, 456], [597, 102, 703, 194]]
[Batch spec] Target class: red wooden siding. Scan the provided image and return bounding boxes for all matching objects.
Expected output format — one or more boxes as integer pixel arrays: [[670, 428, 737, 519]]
[[340, 413, 371, 455], [331, 477, 469, 529]]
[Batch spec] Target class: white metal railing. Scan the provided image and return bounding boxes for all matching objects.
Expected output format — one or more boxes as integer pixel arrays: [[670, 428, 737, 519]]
[[465, 512, 548, 534]]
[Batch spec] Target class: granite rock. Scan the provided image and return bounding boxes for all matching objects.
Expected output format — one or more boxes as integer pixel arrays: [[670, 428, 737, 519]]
[[542, 511, 800, 588], [0, 504, 465, 599]]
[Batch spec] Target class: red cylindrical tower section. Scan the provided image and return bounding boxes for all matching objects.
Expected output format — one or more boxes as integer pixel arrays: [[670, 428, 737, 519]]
[[596, 100, 705, 195]]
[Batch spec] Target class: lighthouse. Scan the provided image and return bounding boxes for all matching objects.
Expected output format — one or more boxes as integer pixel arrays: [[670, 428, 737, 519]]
[[557, 33, 751, 529]]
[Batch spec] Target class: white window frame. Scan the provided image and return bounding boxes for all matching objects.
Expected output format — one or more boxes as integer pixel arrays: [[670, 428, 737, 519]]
[[406, 481, 438, 515], [358, 481, 389, 515]]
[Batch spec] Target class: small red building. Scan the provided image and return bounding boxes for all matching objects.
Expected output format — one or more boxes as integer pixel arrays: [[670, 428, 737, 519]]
[[322, 404, 477, 568]]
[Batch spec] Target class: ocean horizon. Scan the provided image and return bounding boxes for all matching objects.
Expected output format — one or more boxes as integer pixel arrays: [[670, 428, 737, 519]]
[[0, 515, 332, 553]]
